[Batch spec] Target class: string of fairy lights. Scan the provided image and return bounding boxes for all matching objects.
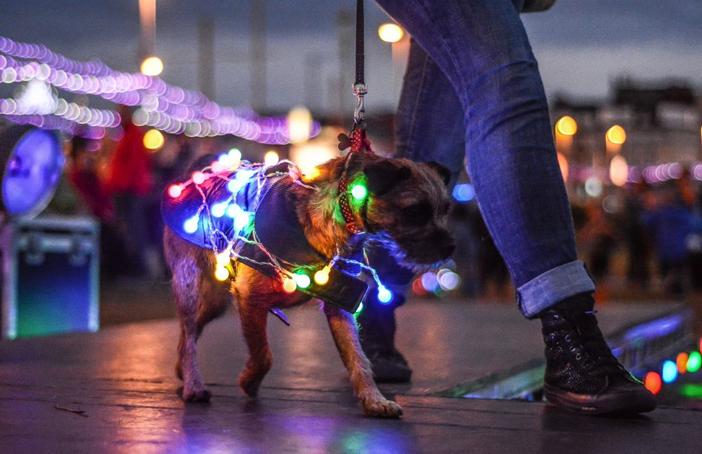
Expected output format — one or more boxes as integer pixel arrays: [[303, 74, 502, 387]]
[[0, 35, 319, 143], [167, 148, 393, 314], [642, 337, 702, 396]]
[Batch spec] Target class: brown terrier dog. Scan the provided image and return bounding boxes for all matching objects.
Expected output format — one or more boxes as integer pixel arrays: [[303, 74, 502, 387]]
[[163, 153, 454, 418]]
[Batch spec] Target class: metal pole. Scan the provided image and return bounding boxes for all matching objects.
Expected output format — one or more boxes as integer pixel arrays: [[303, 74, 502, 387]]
[[138, 0, 156, 65], [198, 17, 216, 99], [250, 0, 267, 111]]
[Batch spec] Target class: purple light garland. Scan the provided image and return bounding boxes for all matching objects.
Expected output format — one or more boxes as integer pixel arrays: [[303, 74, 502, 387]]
[[0, 35, 320, 143]]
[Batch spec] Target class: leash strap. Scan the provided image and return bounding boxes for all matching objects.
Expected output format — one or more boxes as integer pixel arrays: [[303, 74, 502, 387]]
[[352, 0, 367, 129]]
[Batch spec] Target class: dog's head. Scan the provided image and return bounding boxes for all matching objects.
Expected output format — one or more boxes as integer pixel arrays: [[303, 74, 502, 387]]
[[359, 158, 455, 270]]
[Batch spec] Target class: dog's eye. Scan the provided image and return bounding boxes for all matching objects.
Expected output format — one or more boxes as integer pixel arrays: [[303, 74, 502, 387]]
[[403, 202, 432, 225]]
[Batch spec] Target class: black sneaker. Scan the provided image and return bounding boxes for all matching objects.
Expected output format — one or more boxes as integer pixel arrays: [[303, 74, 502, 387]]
[[366, 347, 413, 383], [540, 294, 656, 415]]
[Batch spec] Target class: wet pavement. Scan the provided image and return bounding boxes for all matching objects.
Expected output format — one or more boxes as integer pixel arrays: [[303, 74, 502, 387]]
[[1, 300, 701, 453]]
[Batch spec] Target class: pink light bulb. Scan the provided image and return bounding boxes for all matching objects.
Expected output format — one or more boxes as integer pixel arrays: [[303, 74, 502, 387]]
[[192, 171, 206, 185], [168, 184, 183, 198]]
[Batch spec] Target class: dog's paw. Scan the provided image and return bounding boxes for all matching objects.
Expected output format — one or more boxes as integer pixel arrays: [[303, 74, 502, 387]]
[[362, 398, 403, 419], [178, 386, 211, 403]]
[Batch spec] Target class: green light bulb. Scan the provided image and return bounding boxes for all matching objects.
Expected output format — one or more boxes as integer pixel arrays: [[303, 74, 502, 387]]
[[690, 351, 702, 372], [350, 183, 368, 201], [293, 272, 311, 289]]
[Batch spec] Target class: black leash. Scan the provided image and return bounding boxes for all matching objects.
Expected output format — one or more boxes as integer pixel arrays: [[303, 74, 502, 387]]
[[352, 0, 367, 129], [355, 0, 364, 87]]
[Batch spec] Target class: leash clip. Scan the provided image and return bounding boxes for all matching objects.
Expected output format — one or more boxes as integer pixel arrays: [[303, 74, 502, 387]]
[[352, 83, 367, 128]]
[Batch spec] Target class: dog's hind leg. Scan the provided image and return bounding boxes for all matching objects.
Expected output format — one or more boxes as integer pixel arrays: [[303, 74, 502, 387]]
[[166, 229, 230, 403], [236, 295, 272, 398], [174, 274, 230, 402], [323, 304, 403, 418]]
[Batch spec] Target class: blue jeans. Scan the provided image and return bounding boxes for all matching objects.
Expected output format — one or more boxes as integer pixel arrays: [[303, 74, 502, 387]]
[[372, 0, 594, 318]]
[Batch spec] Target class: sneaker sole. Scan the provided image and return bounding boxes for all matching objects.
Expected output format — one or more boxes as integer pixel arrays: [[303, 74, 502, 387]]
[[544, 383, 657, 415]]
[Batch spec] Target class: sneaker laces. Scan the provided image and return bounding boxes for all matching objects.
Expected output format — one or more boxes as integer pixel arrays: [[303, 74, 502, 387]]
[[572, 310, 624, 376]]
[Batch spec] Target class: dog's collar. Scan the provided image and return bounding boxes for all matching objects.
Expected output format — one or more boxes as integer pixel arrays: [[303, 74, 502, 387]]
[[338, 176, 366, 235], [337, 128, 376, 236]]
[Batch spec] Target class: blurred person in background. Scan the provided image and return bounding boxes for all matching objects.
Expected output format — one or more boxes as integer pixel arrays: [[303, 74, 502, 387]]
[[107, 106, 152, 277], [579, 198, 615, 300], [68, 135, 114, 223], [623, 182, 652, 289], [67, 134, 129, 277], [643, 183, 695, 297]]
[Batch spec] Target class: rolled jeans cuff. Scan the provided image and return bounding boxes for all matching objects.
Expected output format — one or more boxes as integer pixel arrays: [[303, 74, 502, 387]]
[[517, 260, 595, 319]]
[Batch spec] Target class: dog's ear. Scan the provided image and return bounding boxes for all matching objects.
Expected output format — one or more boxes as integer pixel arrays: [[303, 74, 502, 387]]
[[364, 159, 411, 196], [425, 161, 451, 186]]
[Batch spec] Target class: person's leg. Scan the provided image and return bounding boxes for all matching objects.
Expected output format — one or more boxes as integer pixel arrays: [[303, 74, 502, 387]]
[[375, 0, 592, 313], [360, 0, 524, 383], [374, 0, 654, 414], [357, 38, 466, 382], [357, 245, 416, 382]]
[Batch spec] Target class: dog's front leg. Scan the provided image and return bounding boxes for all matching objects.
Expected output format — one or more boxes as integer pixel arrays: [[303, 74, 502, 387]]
[[237, 299, 272, 398], [323, 304, 403, 418]]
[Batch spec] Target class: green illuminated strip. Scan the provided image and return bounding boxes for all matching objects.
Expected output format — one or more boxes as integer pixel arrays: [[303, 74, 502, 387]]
[[680, 384, 702, 399]]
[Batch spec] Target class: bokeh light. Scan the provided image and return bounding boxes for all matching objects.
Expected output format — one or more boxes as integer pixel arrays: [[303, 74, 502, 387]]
[[264, 150, 280, 166], [606, 124, 627, 145], [378, 23, 404, 43], [452, 183, 475, 203], [290, 142, 337, 175], [584, 176, 603, 198], [662, 360, 678, 384], [557, 152, 569, 182], [287, 106, 312, 143], [143, 128, 164, 150], [555, 115, 578, 136], [677, 352, 689, 374], [140, 55, 164, 76], [437, 269, 461, 291], [609, 155, 629, 187], [687, 351, 702, 373], [420, 272, 439, 293], [644, 371, 662, 395]]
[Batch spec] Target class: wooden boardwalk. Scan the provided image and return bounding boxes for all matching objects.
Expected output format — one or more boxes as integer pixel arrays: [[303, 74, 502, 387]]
[[1, 301, 700, 453]]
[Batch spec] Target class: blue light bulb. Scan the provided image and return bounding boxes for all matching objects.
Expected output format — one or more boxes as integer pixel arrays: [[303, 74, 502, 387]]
[[227, 179, 243, 193], [377, 285, 393, 304], [211, 201, 227, 218], [662, 360, 678, 384], [234, 211, 251, 232], [183, 215, 199, 234], [226, 203, 241, 218]]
